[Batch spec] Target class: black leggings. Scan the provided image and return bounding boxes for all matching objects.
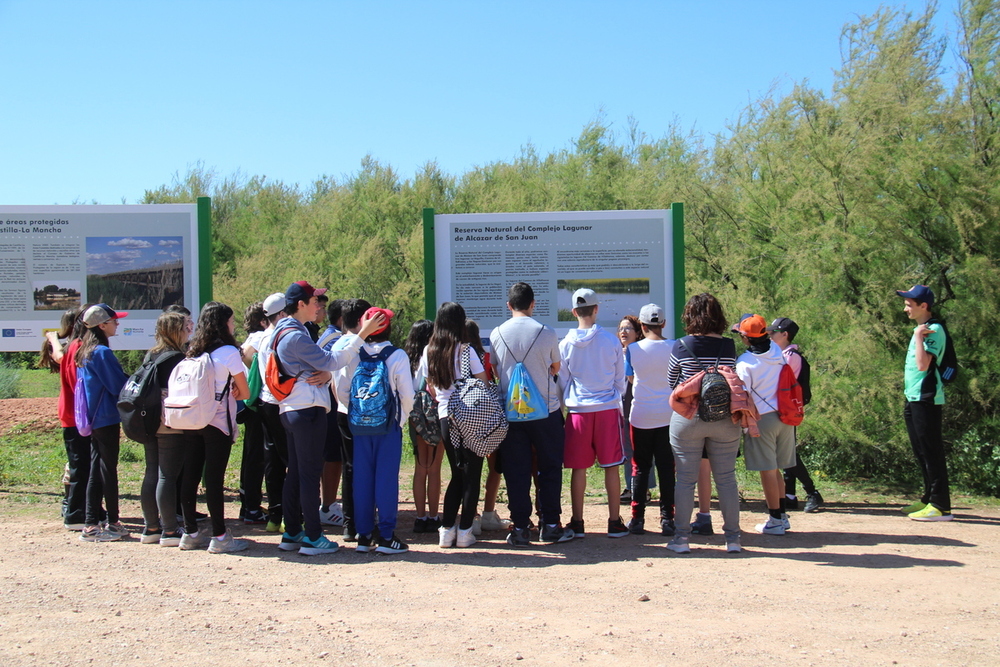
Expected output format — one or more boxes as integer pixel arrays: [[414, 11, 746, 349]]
[[783, 450, 817, 496], [156, 432, 189, 535], [441, 419, 484, 531], [181, 426, 233, 536], [85, 424, 121, 525]]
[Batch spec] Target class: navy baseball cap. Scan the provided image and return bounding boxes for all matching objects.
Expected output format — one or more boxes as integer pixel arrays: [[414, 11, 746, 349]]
[[896, 284, 934, 307], [285, 281, 327, 309]]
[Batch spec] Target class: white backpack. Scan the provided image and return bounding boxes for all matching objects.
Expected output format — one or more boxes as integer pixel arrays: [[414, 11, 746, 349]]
[[163, 353, 231, 431]]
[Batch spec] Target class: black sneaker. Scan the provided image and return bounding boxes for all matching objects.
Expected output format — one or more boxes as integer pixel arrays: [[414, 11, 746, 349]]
[[506, 526, 532, 547], [804, 491, 823, 513], [619, 488, 632, 503], [425, 517, 441, 532], [660, 519, 676, 537], [195, 511, 209, 523], [376, 534, 409, 555], [413, 517, 428, 533], [567, 518, 585, 539], [343, 524, 358, 543], [539, 523, 574, 543], [356, 533, 374, 553], [243, 509, 267, 525], [627, 517, 645, 535], [608, 517, 629, 538], [785, 496, 799, 510]]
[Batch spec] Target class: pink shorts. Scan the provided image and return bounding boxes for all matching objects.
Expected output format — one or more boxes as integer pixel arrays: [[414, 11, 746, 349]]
[[564, 409, 626, 469]]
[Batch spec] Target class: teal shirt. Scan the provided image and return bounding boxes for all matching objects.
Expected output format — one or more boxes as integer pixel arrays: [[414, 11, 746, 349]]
[[903, 322, 945, 405]]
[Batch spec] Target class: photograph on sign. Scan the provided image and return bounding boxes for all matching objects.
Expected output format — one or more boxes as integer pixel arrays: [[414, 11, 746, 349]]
[[0, 205, 203, 351]]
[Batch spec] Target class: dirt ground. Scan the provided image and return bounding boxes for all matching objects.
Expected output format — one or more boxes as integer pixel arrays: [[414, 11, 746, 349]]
[[1, 401, 999, 666]]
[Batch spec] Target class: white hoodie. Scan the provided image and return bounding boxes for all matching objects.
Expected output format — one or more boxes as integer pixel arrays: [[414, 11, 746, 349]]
[[558, 324, 625, 413], [736, 342, 786, 415]]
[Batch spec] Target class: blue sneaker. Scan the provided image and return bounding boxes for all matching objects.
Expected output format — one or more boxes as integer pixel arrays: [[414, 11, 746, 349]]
[[278, 531, 305, 551], [299, 534, 339, 556]]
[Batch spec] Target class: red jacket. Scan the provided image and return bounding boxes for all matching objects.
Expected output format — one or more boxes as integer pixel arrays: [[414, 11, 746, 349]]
[[669, 365, 761, 436]]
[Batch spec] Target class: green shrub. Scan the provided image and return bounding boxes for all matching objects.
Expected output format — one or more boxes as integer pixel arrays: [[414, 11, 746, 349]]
[[0, 362, 21, 399]]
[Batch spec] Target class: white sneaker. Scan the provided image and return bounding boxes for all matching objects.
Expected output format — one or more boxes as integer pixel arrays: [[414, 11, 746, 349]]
[[472, 515, 482, 536], [319, 502, 345, 527], [726, 537, 742, 553], [781, 513, 791, 531], [479, 510, 512, 531], [666, 536, 691, 554], [755, 517, 786, 535], [438, 524, 457, 548], [456, 527, 477, 548]]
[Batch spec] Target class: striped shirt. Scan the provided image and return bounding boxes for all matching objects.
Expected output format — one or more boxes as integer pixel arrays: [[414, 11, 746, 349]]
[[667, 335, 738, 388]]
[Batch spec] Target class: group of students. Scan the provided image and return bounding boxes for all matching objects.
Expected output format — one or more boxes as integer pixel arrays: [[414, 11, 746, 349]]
[[50, 279, 832, 557]]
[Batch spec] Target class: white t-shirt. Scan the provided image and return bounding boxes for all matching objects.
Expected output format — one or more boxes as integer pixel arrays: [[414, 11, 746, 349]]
[[627, 338, 675, 429], [208, 344, 245, 436], [257, 327, 279, 405], [242, 329, 269, 374], [415, 344, 485, 419]]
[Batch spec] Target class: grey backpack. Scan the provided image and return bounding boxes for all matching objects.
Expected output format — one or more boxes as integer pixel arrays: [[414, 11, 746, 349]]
[[680, 338, 731, 422]]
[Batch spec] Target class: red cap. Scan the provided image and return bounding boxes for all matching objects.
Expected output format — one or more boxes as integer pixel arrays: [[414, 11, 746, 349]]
[[364, 307, 394, 336]]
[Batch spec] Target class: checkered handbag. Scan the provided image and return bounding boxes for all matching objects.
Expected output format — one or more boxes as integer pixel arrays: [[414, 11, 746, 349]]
[[447, 344, 509, 457]]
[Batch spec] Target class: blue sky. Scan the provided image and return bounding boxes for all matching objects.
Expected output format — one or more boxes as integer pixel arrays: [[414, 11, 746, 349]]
[[86, 236, 183, 274], [0, 1, 959, 206]]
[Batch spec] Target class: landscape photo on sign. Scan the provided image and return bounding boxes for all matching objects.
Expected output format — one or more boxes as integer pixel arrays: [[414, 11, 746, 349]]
[[32, 280, 81, 311], [85, 236, 184, 310], [556, 278, 650, 324]]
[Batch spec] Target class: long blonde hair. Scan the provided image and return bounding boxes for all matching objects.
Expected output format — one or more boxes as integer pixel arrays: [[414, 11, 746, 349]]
[[149, 311, 188, 354]]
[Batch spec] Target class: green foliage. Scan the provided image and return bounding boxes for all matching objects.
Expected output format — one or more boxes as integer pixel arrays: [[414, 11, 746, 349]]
[[128, 3, 999, 495], [0, 362, 22, 399]]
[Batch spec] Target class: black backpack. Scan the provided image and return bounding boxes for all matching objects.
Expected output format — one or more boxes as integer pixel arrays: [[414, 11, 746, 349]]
[[927, 318, 959, 384], [788, 348, 812, 405], [680, 338, 731, 423], [118, 350, 182, 445]]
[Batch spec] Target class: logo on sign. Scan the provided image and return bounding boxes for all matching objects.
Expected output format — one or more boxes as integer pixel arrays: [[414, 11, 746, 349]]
[[2, 329, 14, 338]]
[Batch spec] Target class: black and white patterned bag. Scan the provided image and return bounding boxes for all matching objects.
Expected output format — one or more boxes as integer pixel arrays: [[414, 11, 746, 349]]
[[447, 344, 508, 457]]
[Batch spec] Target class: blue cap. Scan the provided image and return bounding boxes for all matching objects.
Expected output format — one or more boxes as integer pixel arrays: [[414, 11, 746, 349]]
[[896, 284, 934, 307]]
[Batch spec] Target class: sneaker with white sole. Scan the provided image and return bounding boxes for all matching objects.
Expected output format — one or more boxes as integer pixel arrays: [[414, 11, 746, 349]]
[[159, 531, 183, 547], [608, 517, 629, 538], [140, 527, 163, 544], [278, 531, 305, 551], [726, 537, 742, 553], [64, 523, 86, 531], [471, 515, 482, 536], [356, 533, 374, 553], [755, 517, 786, 535], [666, 536, 691, 554], [299, 535, 339, 555], [179, 530, 212, 550], [908, 504, 954, 521], [456, 527, 477, 548], [438, 524, 457, 548], [781, 513, 791, 531], [376, 534, 409, 554], [209, 529, 249, 554], [102, 521, 130, 540], [79, 525, 119, 542], [319, 503, 345, 527], [539, 523, 575, 543], [479, 510, 511, 531], [901, 501, 926, 515]]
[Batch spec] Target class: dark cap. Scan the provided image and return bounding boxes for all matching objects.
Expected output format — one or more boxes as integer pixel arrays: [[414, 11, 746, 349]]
[[285, 281, 328, 309], [896, 284, 934, 307], [768, 317, 799, 339]]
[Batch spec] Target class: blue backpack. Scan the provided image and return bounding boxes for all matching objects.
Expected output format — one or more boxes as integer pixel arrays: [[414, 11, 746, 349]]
[[348, 345, 400, 435], [496, 327, 547, 422]]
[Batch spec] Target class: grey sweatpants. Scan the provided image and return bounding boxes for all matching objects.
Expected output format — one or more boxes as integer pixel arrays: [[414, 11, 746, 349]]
[[670, 412, 742, 540]]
